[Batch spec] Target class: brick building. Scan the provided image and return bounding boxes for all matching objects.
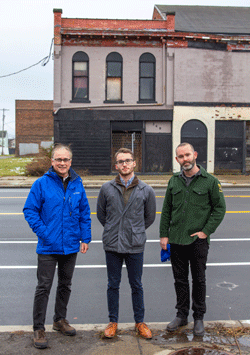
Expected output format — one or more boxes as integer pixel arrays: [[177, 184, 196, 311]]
[[15, 100, 53, 156], [53, 6, 250, 174]]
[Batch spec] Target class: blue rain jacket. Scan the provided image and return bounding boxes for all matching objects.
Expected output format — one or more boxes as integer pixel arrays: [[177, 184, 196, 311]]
[[23, 167, 91, 255]]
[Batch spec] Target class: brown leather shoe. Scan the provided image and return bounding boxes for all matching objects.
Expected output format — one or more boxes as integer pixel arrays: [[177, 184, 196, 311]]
[[104, 322, 118, 338], [135, 322, 152, 339], [53, 319, 76, 336], [33, 329, 48, 349]]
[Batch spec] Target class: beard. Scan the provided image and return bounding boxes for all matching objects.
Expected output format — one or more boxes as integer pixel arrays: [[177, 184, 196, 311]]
[[181, 159, 195, 171], [117, 165, 134, 177]]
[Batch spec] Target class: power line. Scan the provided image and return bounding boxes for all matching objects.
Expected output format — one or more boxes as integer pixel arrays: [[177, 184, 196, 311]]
[[0, 38, 54, 79]]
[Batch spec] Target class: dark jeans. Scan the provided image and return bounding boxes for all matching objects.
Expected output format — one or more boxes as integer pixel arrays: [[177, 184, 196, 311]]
[[105, 251, 144, 323], [33, 253, 77, 331], [170, 238, 209, 320]]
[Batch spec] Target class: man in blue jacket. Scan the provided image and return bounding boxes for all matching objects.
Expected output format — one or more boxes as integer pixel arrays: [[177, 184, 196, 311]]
[[23, 144, 91, 349], [97, 148, 156, 339]]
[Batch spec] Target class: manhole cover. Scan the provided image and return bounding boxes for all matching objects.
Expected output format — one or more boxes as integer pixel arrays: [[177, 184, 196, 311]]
[[170, 348, 233, 355]]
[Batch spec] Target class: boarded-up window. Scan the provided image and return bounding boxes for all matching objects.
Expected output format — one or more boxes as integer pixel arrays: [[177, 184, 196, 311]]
[[107, 78, 121, 101], [215, 121, 243, 173], [106, 53, 122, 102]]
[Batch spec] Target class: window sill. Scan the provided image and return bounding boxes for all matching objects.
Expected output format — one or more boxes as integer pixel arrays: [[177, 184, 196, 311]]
[[137, 100, 157, 104], [70, 99, 91, 103], [103, 100, 124, 104]]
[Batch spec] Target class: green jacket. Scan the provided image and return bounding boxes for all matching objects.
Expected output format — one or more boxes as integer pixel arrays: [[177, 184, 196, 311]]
[[159, 166, 226, 245]]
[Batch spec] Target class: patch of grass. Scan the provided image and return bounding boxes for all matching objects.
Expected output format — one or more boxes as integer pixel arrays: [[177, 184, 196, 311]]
[[0, 156, 34, 176]]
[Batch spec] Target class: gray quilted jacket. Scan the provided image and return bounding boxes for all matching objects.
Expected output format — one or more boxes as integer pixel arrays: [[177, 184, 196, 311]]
[[97, 177, 156, 253]]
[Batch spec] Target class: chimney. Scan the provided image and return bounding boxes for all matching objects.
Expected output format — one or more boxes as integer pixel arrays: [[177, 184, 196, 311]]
[[166, 12, 175, 32], [53, 9, 62, 45]]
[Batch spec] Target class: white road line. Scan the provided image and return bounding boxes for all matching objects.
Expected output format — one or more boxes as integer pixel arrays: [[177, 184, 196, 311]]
[[1, 262, 250, 269], [1, 238, 250, 244]]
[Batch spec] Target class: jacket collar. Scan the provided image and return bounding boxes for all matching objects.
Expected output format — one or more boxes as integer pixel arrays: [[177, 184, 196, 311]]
[[46, 166, 79, 182], [112, 175, 146, 190], [115, 174, 139, 189], [174, 164, 208, 178]]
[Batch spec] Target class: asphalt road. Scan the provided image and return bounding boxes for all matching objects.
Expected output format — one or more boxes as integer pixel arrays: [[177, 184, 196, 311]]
[[0, 187, 250, 327]]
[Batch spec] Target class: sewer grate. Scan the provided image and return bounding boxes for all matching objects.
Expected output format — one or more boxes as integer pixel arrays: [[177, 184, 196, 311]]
[[170, 348, 233, 355]]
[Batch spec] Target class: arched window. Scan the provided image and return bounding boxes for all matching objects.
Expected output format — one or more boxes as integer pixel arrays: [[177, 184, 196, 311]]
[[71, 51, 90, 102], [139, 53, 156, 102], [181, 119, 208, 170], [105, 52, 123, 102]]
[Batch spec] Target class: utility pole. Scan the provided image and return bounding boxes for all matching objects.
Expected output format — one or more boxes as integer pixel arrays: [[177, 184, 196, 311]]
[[0, 109, 9, 155]]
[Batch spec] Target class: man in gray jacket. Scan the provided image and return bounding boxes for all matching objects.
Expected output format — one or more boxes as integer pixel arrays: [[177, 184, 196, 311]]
[[97, 148, 156, 339]]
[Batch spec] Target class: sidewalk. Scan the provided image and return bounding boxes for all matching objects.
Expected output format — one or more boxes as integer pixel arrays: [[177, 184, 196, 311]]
[[1, 320, 250, 355], [0, 174, 250, 188]]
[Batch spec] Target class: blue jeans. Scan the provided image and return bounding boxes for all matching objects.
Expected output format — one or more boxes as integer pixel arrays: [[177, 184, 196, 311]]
[[171, 238, 209, 320], [105, 251, 144, 323], [33, 253, 77, 331]]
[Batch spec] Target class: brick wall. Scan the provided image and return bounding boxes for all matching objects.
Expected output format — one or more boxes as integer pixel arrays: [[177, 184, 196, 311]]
[[15, 100, 53, 156]]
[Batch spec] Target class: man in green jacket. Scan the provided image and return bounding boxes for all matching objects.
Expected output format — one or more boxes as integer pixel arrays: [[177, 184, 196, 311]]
[[160, 143, 226, 336]]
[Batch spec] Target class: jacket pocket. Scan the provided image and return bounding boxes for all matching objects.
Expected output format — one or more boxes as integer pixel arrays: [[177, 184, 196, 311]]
[[172, 188, 183, 206], [131, 226, 146, 247], [191, 187, 209, 206], [38, 230, 52, 248]]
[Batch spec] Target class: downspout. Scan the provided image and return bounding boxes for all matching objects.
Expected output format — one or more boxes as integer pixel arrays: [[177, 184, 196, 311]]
[[162, 38, 166, 106], [243, 120, 246, 174]]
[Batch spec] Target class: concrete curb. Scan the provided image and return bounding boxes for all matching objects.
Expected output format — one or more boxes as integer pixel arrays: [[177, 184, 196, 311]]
[[0, 180, 250, 189], [0, 320, 249, 332]]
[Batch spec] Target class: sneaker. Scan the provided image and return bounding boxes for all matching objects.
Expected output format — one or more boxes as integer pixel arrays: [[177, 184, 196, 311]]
[[135, 322, 152, 339], [33, 329, 48, 349], [104, 322, 118, 338], [53, 319, 76, 336]]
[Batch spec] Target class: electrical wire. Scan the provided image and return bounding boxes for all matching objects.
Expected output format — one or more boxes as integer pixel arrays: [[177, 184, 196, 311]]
[[0, 38, 54, 79]]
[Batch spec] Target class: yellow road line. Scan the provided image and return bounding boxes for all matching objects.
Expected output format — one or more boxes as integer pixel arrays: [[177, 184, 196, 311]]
[[2, 195, 250, 199], [226, 211, 250, 213], [224, 196, 250, 198], [1, 211, 250, 216]]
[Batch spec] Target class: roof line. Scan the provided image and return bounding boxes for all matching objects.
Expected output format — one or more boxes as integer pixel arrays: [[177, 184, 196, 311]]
[[154, 5, 165, 20]]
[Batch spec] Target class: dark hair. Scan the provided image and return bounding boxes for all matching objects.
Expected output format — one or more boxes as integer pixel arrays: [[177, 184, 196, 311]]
[[115, 147, 134, 161], [52, 144, 72, 159]]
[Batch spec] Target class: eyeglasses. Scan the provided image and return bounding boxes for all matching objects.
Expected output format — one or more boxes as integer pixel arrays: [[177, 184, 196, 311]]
[[116, 159, 134, 165], [53, 158, 71, 163]]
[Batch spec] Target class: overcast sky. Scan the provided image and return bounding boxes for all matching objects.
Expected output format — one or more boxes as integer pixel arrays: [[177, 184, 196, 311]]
[[0, 0, 249, 139]]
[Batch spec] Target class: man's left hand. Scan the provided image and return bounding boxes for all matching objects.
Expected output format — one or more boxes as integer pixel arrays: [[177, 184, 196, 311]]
[[190, 231, 207, 239], [80, 243, 89, 254]]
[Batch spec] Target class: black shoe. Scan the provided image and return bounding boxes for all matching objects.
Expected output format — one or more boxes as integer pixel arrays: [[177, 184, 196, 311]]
[[167, 317, 188, 332], [33, 329, 48, 349], [193, 319, 205, 336]]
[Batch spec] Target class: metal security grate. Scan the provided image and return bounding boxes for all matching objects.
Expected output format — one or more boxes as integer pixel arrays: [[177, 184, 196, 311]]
[[111, 132, 142, 172]]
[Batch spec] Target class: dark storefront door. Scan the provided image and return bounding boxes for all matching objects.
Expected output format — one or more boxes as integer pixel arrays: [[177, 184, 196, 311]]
[[111, 132, 142, 173], [181, 119, 207, 170]]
